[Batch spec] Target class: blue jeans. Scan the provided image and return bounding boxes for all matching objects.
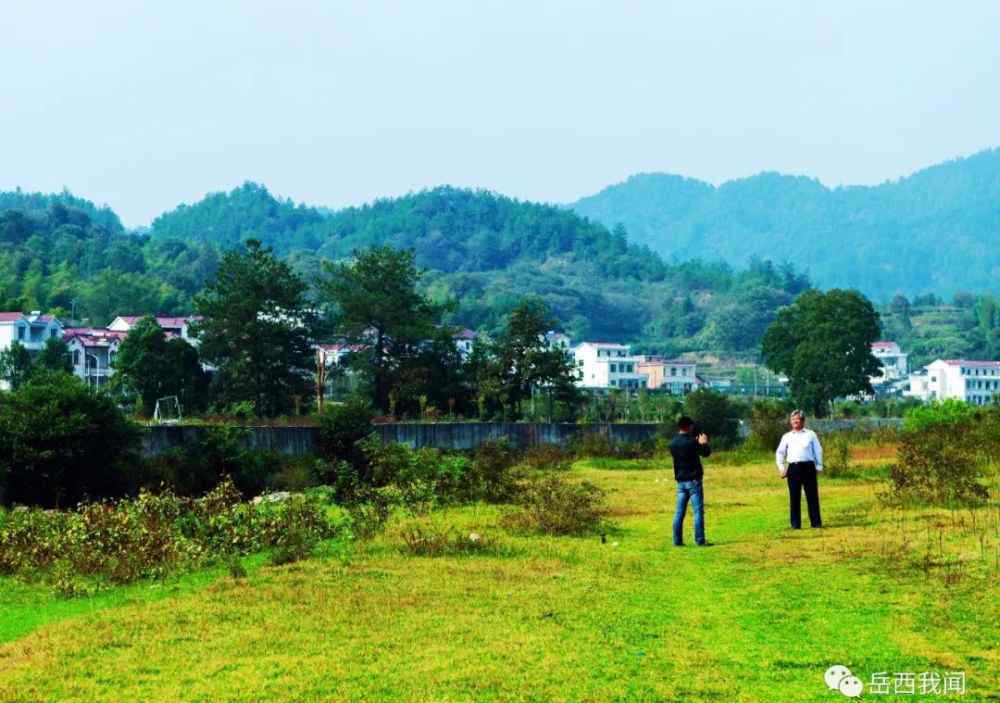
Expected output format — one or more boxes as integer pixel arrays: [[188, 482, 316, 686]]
[[673, 480, 705, 545]]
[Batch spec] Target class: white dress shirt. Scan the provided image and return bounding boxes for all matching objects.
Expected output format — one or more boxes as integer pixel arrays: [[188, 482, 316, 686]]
[[775, 428, 824, 473]]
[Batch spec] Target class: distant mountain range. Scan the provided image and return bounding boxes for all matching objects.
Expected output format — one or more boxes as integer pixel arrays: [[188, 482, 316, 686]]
[[2, 184, 804, 352], [571, 148, 1000, 301], [3, 148, 998, 352]]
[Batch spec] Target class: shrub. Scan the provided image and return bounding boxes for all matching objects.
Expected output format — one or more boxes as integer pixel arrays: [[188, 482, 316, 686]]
[[573, 431, 618, 458], [270, 457, 324, 492], [683, 388, 740, 448], [469, 439, 525, 503], [361, 438, 481, 510], [345, 489, 396, 539], [889, 420, 990, 505], [520, 444, 574, 471], [139, 426, 273, 498], [903, 399, 977, 432], [747, 399, 790, 451], [263, 495, 337, 565], [0, 371, 141, 507], [823, 435, 852, 478], [504, 474, 607, 536], [316, 397, 375, 478], [0, 479, 348, 587]]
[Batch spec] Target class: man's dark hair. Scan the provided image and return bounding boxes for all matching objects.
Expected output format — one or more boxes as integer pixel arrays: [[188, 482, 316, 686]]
[[677, 416, 694, 431]]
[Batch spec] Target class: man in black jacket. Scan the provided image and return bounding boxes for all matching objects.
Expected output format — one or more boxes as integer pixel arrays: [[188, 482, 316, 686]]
[[668, 416, 711, 546]]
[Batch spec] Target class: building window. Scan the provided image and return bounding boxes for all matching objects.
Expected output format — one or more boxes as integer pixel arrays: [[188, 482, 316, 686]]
[[73, 350, 80, 365], [610, 364, 617, 373], [671, 367, 677, 376], [17, 326, 25, 340]]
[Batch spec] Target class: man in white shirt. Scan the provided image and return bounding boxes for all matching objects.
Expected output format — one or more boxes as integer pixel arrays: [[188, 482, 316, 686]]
[[775, 409, 823, 529]]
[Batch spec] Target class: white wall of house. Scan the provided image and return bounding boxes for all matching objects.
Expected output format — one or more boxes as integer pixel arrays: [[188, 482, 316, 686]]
[[0, 314, 63, 354], [573, 342, 647, 390], [908, 359, 1000, 405], [871, 342, 909, 383], [66, 336, 119, 391], [108, 316, 199, 347]]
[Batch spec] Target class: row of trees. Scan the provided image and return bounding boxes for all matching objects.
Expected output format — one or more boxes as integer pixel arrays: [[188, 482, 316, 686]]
[[89, 241, 581, 420], [1, 224, 886, 421]]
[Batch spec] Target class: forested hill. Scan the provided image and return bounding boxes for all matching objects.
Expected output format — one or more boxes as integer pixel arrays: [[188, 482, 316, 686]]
[[149, 182, 328, 253], [149, 184, 808, 345], [571, 148, 1000, 301], [2, 184, 808, 352], [0, 190, 218, 324]]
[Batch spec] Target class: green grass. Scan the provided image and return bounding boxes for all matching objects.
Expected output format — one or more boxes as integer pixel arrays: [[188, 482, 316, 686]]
[[1, 451, 996, 702]]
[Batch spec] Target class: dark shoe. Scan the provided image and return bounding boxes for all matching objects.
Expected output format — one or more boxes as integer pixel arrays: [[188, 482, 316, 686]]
[[696, 541, 713, 547]]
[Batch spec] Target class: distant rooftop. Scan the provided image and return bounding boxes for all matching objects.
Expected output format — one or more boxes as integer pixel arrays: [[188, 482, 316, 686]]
[[941, 359, 1000, 367]]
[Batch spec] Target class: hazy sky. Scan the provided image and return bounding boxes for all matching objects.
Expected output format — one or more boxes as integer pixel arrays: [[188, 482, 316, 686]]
[[2, 1, 999, 226]]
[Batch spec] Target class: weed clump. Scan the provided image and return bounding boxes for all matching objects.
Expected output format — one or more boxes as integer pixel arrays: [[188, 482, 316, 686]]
[[504, 474, 608, 536], [396, 517, 504, 557]]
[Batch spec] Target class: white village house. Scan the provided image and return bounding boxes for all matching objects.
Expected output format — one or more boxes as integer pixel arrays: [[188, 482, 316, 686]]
[[636, 356, 702, 394], [0, 312, 64, 390], [573, 342, 647, 390], [870, 341, 908, 384], [0, 311, 63, 352], [108, 315, 200, 346], [1, 312, 206, 391], [906, 359, 1000, 405], [62, 328, 127, 391]]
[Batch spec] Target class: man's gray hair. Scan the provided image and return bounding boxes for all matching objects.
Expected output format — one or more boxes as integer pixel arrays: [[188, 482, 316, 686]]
[[790, 409, 806, 421]]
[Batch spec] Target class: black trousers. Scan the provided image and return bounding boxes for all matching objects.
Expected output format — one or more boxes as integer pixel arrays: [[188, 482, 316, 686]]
[[787, 461, 822, 528]]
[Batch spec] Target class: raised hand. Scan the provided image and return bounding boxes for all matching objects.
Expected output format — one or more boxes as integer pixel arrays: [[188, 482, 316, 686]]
[[697, 433, 709, 445]]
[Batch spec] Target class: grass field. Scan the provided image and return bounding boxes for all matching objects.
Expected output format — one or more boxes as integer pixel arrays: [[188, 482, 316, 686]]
[[1, 448, 997, 702]]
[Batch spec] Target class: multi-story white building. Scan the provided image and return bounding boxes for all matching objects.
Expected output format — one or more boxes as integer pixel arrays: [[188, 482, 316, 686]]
[[871, 341, 908, 383], [906, 359, 1000, 405], [573, 342, 647, 390]]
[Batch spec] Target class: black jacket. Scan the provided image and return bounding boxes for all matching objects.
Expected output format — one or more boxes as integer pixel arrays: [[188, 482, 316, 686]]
[[669, 433, 711, 482]]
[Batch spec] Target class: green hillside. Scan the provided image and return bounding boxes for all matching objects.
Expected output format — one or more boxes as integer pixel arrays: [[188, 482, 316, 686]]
[[571, 148, 1000, 301], [8, 179, 1000, 360], [149, 184, 808, 348], [0, 191, 214, 324]]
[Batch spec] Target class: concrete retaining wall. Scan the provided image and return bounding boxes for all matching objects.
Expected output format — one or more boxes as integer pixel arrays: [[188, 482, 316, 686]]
[[140, 417, 903, 457], [141, 422, 663, 457]]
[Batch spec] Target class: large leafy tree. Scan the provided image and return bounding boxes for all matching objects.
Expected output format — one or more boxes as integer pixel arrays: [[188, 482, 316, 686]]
[[762, 289, 881, 417], [473, 298, 581, 420], [318, 246, 447, 413], [0, 371, 139, 507], [112, 315, 209, 416], [194, 240, 316, 417]]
